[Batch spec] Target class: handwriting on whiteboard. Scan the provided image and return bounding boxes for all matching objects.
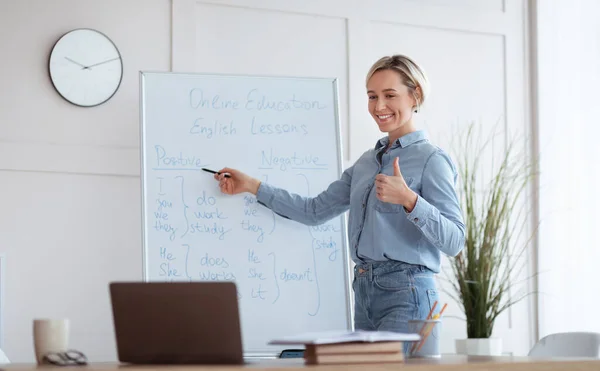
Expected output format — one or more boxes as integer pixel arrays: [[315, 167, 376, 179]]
[[144, 80, 345, 321]]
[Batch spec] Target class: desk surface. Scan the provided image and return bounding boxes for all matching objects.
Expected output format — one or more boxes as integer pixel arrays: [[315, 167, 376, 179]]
[[2, 356, 600, 371]]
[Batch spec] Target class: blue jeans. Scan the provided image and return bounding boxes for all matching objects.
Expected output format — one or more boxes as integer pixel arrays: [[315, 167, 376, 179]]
[[352, 260, 439, 354]]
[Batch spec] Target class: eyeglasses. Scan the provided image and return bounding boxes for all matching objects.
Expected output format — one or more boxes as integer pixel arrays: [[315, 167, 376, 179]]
[[42, 350, 88, 366]]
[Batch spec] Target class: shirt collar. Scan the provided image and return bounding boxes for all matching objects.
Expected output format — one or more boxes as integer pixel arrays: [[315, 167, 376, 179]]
[[375, 130, 429, 149]]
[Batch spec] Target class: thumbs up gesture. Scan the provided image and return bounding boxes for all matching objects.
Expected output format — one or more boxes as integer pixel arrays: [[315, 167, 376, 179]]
[[375, 157, 418, 211]]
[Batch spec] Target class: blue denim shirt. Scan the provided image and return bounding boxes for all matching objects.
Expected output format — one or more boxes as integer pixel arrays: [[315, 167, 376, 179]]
[[256, 130, 465, 273]]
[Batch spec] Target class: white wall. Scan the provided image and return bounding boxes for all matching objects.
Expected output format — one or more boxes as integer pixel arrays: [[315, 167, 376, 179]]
[[535, 0, 600, 338], [0, 0, 171, 361], [172, 0, 533, 355], [0, 0, 533, 361]]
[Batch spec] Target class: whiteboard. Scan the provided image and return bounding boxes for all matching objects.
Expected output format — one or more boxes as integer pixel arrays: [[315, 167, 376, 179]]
[[139, 71, 353, 355]]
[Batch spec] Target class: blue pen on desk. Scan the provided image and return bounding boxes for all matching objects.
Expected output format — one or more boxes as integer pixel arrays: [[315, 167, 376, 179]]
[[202, 168, 231, 178]]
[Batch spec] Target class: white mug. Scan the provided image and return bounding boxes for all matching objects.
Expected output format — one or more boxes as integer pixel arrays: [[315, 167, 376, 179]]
[[33, 319, 70, 364]]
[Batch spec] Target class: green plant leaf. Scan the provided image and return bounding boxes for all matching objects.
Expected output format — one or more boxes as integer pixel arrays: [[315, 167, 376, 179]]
[[447, 120, 539, 339]]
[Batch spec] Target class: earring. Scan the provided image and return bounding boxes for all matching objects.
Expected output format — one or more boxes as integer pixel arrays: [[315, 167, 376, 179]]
[[412, 93, 420, 113]]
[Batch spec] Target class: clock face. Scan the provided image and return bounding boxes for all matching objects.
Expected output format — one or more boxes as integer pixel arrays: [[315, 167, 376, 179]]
[[49, 28, 123, 107]]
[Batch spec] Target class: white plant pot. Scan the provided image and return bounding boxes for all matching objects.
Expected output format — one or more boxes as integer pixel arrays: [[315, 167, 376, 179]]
[[455, 338, 502, 356]]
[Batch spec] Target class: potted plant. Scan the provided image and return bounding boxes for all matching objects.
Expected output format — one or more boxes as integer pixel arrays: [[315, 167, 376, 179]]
[[445, 122, 538, 356]]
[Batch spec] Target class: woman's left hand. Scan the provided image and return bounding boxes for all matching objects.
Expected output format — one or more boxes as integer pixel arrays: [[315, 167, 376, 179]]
[[375, 157, 418, 211]]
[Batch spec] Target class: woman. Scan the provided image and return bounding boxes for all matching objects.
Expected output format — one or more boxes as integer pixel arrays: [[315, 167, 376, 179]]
[[213, 55, 465, 352]]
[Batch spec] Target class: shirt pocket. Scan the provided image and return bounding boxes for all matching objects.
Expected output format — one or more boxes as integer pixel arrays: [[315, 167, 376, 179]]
[[374, 177, 414, 213]]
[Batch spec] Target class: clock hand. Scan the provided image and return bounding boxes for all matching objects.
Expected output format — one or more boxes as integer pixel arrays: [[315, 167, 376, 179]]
[[65, 57, 88, 69], [87, 57, 121, 69]]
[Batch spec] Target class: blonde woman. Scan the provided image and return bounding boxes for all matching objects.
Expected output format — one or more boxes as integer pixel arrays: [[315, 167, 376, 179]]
[[214, 55, 465, 353]]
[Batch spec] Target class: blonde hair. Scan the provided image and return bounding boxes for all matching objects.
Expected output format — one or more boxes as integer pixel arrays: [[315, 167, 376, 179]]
[[366, 55, 429, 112]]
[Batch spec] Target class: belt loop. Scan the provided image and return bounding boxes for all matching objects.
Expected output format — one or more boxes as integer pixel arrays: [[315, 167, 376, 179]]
[[369, 263, 373, 282]]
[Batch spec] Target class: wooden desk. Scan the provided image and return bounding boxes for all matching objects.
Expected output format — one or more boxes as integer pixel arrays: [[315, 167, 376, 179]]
[[2, 356, 600, 371]]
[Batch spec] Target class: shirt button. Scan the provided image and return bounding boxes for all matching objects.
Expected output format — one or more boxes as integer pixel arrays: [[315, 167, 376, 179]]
[[414, 218, 419, 222]]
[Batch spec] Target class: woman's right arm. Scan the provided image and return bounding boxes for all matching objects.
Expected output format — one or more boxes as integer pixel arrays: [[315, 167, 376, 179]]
[[215, 166, 353, 226]]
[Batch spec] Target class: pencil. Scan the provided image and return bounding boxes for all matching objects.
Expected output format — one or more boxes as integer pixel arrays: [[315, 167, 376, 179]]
[[410, 301, 438, 354], [415, 303, 448, 353]]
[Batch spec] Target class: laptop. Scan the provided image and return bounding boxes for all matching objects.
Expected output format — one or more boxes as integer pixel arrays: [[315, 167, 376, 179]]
[[109, 281, 244, 364]]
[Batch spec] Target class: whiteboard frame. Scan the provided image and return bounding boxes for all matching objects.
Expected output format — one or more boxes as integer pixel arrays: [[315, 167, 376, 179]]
[[139, 71, 354, 356]]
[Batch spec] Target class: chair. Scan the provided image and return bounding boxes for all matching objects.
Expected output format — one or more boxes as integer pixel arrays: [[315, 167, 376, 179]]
[[528, 332, 600, 358], [0, 348, 9, 364]]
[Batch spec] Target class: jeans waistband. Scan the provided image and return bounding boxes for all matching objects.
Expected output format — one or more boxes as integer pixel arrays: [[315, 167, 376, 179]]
[[354, 260, 432, 277]]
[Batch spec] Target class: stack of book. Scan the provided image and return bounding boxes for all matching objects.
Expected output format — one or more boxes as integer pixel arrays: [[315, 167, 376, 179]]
[[304, 340, 404, 364], [270, 330, 421, 365]]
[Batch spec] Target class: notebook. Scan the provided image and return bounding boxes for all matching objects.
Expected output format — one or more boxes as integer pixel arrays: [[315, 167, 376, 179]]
[[269, 330, 421, 345]]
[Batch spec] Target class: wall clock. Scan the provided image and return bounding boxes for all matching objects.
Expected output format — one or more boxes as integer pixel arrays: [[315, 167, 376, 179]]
[[48, 28, 123, 107]]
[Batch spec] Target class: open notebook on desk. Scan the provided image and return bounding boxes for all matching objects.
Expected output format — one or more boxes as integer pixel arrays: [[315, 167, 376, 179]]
[[269, 330, 420, 345], [270, 331, 421, 365]]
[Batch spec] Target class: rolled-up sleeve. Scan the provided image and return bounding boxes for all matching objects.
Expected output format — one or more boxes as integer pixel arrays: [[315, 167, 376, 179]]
[[405, 150, 465, 257], [255, 166, 353, 226]]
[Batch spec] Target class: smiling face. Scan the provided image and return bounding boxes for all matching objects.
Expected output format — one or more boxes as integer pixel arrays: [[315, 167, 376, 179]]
[[367, 69, 418, 143]]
